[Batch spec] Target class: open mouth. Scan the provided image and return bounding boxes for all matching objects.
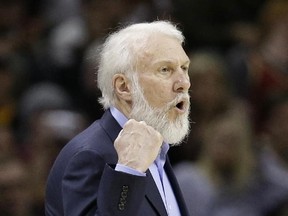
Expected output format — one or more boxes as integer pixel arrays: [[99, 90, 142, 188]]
[[175, 101, 185, 111]]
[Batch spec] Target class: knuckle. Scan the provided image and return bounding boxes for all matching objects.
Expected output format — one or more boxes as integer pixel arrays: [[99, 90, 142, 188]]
[[125, 119, 136, 127]]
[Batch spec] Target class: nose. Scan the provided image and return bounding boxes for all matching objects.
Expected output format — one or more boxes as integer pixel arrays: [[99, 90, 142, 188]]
[[173, 72, 191, 93]]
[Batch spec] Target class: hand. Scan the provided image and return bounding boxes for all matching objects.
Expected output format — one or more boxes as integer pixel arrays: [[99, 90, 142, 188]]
[[114, 119, 163, 173]]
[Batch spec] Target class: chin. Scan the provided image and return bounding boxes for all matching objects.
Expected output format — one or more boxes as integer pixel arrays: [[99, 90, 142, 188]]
[[168, 111, 186, 123], [162, 116, 190, 145]]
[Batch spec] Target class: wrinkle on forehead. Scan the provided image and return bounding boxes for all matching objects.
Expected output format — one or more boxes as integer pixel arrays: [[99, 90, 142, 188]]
[[135, 34, 186, 72]]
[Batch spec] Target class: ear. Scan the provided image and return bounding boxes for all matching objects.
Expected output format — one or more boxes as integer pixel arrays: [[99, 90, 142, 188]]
[[112, 74, 132, 102]]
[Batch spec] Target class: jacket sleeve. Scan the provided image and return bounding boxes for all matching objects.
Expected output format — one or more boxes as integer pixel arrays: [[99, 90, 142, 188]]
[[62, 150, 147, 216]]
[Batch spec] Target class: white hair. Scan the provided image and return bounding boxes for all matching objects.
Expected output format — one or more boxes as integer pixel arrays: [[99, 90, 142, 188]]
[[97, 20, 185, 109]]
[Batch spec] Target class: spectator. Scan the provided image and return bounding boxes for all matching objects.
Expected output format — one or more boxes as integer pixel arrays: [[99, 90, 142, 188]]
[[0, 126, 33, 216], [169, 50, 249, 164], [174, 110, 288, 216], [226, 0, 288, 133], [17, 82, 89, 214], [171, 0, 266, 51], [0, 56, 17, 128], [259, 93, 288, 190]]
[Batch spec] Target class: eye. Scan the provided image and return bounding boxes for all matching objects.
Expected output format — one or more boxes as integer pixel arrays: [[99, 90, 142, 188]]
[[160, 66, 171, 74], [181, 65, 189, 73]]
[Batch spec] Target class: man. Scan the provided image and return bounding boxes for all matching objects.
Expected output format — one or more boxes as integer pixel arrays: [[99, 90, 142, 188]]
[[45, 20, 191, 216]]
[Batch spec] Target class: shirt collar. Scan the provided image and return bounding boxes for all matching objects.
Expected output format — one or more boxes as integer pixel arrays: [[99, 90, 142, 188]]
[[110, 106, 128, 128]]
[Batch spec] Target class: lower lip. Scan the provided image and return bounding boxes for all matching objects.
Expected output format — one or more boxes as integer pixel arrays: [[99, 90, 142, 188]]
[[174, 106, 186, 114]]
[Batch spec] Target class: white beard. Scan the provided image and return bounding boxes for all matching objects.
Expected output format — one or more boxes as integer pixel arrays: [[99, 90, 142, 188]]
[[129, 75, 190, 145]]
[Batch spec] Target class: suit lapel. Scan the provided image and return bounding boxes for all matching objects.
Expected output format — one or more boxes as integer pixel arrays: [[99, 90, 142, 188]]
[[145, 159, 190, 216], [145, 170, 168, 216], [100, 109, 122, 142]]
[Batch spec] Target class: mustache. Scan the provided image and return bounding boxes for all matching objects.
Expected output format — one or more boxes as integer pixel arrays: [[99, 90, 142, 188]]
[[166, 93, 190, 111]]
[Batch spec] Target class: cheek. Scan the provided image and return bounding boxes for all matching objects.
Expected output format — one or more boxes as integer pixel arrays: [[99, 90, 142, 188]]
[[141, 80, 172, 107], [145, 88, 168, 107]]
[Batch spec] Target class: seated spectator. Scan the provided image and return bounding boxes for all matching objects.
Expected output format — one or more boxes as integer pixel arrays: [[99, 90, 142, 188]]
[[0, 159, 32, 216], [259, 92, 288, 190], [17, 82, 88, 215], [226, 0, 288, 133], [0, 56, 17, 128], [169, 50, 249, 164], [0, 126, 33, 216], [260, 95, 288, 215], [174, 110, 288, 216]]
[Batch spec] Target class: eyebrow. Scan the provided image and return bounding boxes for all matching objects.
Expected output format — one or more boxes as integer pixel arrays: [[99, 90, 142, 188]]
[[152, 59, 190, 66]]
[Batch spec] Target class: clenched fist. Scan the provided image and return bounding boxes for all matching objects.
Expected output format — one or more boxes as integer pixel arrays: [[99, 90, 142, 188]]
[[114, 119, 163, 173]]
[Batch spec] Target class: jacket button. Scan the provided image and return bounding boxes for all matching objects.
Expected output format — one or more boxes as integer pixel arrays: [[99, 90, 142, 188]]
[[118, 203, 125, 211], [122, 185, 129, 192], [118, 185, 129, 211]]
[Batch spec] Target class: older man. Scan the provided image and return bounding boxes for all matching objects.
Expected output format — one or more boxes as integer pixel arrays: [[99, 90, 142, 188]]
[[45, 20, 191, 216]]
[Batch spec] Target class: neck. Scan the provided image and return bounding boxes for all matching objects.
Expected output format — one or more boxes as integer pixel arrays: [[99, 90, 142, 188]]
[[114, 100, 132, 119]]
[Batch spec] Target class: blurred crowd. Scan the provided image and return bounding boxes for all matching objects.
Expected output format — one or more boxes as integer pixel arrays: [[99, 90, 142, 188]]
[[0, 0, 287, 215]]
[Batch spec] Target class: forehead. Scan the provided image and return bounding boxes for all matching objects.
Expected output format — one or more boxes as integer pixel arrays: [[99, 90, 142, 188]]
[[136, 34, 189, 67]]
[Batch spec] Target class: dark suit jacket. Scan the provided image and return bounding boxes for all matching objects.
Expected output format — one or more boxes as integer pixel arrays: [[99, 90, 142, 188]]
[[45, 109, 189, 216]]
